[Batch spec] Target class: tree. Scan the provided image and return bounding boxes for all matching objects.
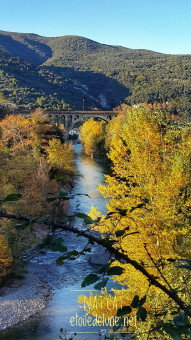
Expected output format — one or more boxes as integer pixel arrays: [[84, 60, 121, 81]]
[[79, 107, 191, 338], [80, 118, 103, 157], [0, 111, 72, 281], [36, 96, 45, 107], [1, 199, 191, 338], [0, 107, 191, 338], [0, 92, 6, 103], [46, 139, 76, 184], [0, 234, 13, 280], [31, 108, 62, 155], [0, 114, 35, 152]]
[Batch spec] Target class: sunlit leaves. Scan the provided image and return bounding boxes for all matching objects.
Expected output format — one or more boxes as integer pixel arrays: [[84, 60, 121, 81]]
[[0, 114, 35, 152], [84, 107, 191, 337], [80, 118, 103, 157], [46, 139, 76, 185]]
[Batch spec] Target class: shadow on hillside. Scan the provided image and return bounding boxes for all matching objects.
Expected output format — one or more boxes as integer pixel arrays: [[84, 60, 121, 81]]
[[0, 34, 52, 65], [42, 65, 130, 109], [0, 49, 130, 108]]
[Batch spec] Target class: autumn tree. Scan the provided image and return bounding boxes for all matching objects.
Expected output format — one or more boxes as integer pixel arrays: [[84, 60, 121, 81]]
[[0, 107, 191, 337], [0, 234, 13, 280], [0, 114, 35, 152], [46, 138, 76, 185], [0, 109, 62, 156], [30, 108, 62, 155], [79, 107, 191, 338], [0, 111, 74, 280], [80, 118, 103, 157]]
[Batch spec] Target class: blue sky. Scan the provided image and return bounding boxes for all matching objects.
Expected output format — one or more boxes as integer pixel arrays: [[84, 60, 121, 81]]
[[0, 0, 191, 54]]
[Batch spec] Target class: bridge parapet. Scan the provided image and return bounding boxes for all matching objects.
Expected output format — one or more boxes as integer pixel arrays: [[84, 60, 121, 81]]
[[45, 110, 115, 115]]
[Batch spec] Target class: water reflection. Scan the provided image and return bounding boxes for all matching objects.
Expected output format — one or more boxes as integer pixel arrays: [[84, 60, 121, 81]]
[[71, 144, 108, 215]]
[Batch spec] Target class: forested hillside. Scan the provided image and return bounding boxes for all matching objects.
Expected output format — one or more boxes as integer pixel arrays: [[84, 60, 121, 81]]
[[0, 30, 191, 113]]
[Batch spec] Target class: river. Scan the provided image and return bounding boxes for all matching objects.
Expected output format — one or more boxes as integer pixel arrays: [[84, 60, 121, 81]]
[[1, 144, 122, 340]]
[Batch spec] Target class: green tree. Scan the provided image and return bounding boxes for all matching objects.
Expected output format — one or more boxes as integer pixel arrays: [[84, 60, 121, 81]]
[[36, 96, 45, 107], [0, 92, 6, 103]]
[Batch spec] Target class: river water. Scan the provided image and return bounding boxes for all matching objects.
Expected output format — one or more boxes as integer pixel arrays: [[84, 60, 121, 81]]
[[1, 144, 123, 340]]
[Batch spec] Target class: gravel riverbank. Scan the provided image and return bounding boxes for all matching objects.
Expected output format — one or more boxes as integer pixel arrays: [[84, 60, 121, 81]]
[[0, 232, 101, 333], [0, 261, 60, 331]]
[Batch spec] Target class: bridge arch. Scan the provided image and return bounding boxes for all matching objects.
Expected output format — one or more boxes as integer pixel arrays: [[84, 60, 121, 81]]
[[69, 114, 110, 132]]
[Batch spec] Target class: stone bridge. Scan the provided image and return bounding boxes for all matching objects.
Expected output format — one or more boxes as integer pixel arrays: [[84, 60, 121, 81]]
[[46, 110, 116, 133]]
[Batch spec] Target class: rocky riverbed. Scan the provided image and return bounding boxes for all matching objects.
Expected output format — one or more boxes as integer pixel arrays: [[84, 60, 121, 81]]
[[0, 262, 57, 331], [0, 240, 110, 335]]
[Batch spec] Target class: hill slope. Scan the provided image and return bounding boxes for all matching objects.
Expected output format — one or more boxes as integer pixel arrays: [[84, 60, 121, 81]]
[[0, 30, 191, 112]]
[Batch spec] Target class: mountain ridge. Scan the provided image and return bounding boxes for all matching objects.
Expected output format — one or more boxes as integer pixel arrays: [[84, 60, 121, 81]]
[[0, 30, 191, 112], [0, 30, 164, 55]]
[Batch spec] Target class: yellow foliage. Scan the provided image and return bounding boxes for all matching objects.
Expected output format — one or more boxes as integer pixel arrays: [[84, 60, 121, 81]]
[[79, 108, 191, 336], [80, 118, 103, 157], [0, 114, 35, 152], [46, 139, 75, 184], [0, 110, 61, 156], [0, 112, 76, 280], [97, 108, 191, 264], [88, 206, 102, 220]]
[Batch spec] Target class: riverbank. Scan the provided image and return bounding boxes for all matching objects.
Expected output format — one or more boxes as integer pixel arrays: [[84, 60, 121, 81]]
[[0, 239, 111, 335], [0, 233, 103, 332], [0, 144, 109, 339], [0, 175, 77, 332], [0, 261, 59, 331]]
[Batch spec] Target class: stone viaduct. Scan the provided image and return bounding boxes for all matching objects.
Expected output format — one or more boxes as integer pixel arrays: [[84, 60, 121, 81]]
[[46, 110, 116, 133]]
